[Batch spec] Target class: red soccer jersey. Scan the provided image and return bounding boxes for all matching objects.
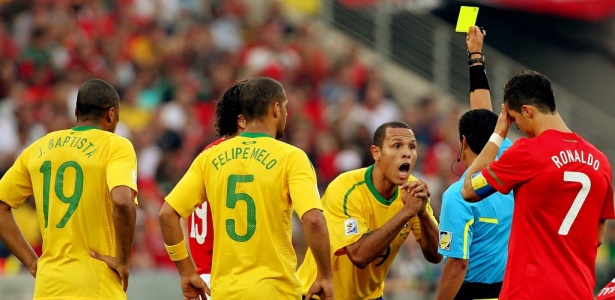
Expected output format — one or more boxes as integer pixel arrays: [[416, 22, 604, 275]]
[[597, 278, 615, 299], [481, 130, 615, 300], [187, 138, 226, 274]]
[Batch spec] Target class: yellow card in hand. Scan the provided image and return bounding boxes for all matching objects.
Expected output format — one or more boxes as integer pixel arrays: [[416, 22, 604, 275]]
[[455, 6, 479, 32]]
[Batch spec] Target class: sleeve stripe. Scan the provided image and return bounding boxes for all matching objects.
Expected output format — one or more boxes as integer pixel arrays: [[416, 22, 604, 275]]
[[478, 217, 498, 224], [486, 165, 504, 186], [463, 219, 475, 259], [343, 181, 365, 218]]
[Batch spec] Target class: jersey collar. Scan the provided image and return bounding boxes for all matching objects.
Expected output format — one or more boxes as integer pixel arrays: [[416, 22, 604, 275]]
[[364, 165, 398, 206], [240, 132, 273, 138], [71, 125, 100, 131]]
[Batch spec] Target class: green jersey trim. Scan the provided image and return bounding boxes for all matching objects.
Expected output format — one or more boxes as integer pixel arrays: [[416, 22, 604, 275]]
[[365, 165, 398, 206], [71, 125, 100, 131], [343, 180, 365, 218], [240, 132, 273, 138]]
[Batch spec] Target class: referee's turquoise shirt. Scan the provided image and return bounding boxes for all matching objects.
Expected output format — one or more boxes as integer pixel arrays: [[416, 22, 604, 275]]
[[438, 138, 514, 283]]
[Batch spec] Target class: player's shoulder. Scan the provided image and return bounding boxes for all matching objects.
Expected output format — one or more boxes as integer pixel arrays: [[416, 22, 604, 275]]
[[107, 132, 135, 148], [328, 167, 369, 190]]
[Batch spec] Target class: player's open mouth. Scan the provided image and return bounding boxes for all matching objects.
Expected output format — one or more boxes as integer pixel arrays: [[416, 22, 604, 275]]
[[398, 163, 410, 177]]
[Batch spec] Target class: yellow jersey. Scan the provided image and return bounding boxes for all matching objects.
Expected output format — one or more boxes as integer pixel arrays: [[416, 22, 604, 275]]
[[0, 125, 138, 300], [297, 166, 436, 299], [165, 132, 322, 299]]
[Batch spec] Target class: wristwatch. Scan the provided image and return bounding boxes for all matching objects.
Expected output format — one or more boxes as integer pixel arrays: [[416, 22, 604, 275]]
[[467, 52, 485, 65]]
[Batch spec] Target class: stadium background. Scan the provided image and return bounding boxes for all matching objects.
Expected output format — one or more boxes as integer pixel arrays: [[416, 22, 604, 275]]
[[0, 0, 614, 299]]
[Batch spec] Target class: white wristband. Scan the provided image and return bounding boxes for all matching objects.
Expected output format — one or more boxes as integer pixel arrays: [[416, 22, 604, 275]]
[[488, 133, 503, 147]]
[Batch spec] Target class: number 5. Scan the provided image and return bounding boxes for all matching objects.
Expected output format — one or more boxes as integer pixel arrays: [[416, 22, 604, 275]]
[[559, 171, 591, 235], [226, 175, 256, 242]]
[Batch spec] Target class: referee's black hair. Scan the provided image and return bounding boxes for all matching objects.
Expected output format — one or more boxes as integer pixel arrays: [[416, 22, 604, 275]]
[[458, 109, 498, 154], [215, 79, 248, 137], [75, 78, 120, 121]]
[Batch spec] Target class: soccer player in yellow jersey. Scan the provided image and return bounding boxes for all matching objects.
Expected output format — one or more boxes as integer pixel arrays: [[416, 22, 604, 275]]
[[0, 78, 138, 299], [297, 121, 442, 300], [159, 77, 334, 300]]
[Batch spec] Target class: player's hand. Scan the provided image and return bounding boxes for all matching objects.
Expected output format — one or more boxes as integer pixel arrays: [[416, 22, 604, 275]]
[[400, 182, 428, 217], [494, 103, 510, 138], [305, 277, 334, 300], [179, 273, 209, 300], [466, 25, 486, 54], [90, 251, 130, 291], [416, 179, 431, 199], [28, 257, 38, 278]]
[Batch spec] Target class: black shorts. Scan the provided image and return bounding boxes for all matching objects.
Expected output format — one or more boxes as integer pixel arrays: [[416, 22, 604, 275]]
[[455, 281, 502, 300]]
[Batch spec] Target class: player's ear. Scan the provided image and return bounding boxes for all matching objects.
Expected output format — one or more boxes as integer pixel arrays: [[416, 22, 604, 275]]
[[237, 114, 246, 130], [105, 106, 115, 123], [272, 101, 280, 118], [371, 145, 381, 162], [522, 105, 533, 118]]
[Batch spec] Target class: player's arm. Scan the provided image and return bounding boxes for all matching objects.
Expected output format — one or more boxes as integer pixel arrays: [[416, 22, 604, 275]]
[[461, 105, 510, 202], [159, 200, 209, 299], [0, 200, 38, 277], [90, 137, 138, 291], [159, 153, 210, 299], [159, 202, 198, 276], [345, 181, 428, 268], [0, 148, 38, 278], [416, 204, 442, 264], [302, 208, 334, 300], [436, 258, 469, 300], [110, 186, 137, 290], [467, 26, 492, 111], [289, 152, 333, 300]]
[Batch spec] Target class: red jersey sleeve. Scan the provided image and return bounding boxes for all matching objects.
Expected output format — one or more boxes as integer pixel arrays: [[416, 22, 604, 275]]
[[481, 138, 532, 195], [600, 163, 615, 219]]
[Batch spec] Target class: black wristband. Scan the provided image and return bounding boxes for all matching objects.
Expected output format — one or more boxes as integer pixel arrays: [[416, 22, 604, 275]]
[[469, 65, 490, 92]]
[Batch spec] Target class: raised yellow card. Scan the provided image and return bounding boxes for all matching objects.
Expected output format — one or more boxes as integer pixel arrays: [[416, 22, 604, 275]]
[[455, 6, 479, 32]]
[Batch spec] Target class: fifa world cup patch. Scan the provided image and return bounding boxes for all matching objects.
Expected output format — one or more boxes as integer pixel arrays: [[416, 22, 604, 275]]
[[344, 218, 359, 236], [439, 231, 452, 250]]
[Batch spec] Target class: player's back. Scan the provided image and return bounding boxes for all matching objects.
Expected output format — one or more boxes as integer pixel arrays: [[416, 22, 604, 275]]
[[202, 132, 318, 299], [501, 130, 613, 299], [16, 126, 134, 299]]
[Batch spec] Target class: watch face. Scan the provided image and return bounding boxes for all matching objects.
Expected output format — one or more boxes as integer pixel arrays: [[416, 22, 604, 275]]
[[468, 55, 485, 65]]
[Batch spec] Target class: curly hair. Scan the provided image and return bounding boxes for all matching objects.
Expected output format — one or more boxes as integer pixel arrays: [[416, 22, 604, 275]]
[[215, 79, 248, 137]]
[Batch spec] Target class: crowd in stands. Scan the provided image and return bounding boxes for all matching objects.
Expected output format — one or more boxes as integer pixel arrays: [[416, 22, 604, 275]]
[[0, 0, 613, 297]]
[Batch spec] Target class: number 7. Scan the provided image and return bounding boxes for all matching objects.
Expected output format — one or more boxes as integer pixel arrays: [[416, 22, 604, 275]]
[[559, 171, 591, 235]]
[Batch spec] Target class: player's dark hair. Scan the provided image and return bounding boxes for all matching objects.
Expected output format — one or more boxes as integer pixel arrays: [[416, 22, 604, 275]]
[[503, 70, 556, 114], [459, 109, 498, 154], [75, 78, 120, 121], [239, 77, 286, 122], [215, 79, 248, 137], [373, 121, 412, 148]]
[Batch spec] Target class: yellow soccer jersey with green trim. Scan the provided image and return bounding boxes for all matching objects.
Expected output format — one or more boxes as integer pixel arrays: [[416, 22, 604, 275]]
[[0, 125, 138, 300], [297, 165, 436, 299], [165, 132, 322, 299]]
